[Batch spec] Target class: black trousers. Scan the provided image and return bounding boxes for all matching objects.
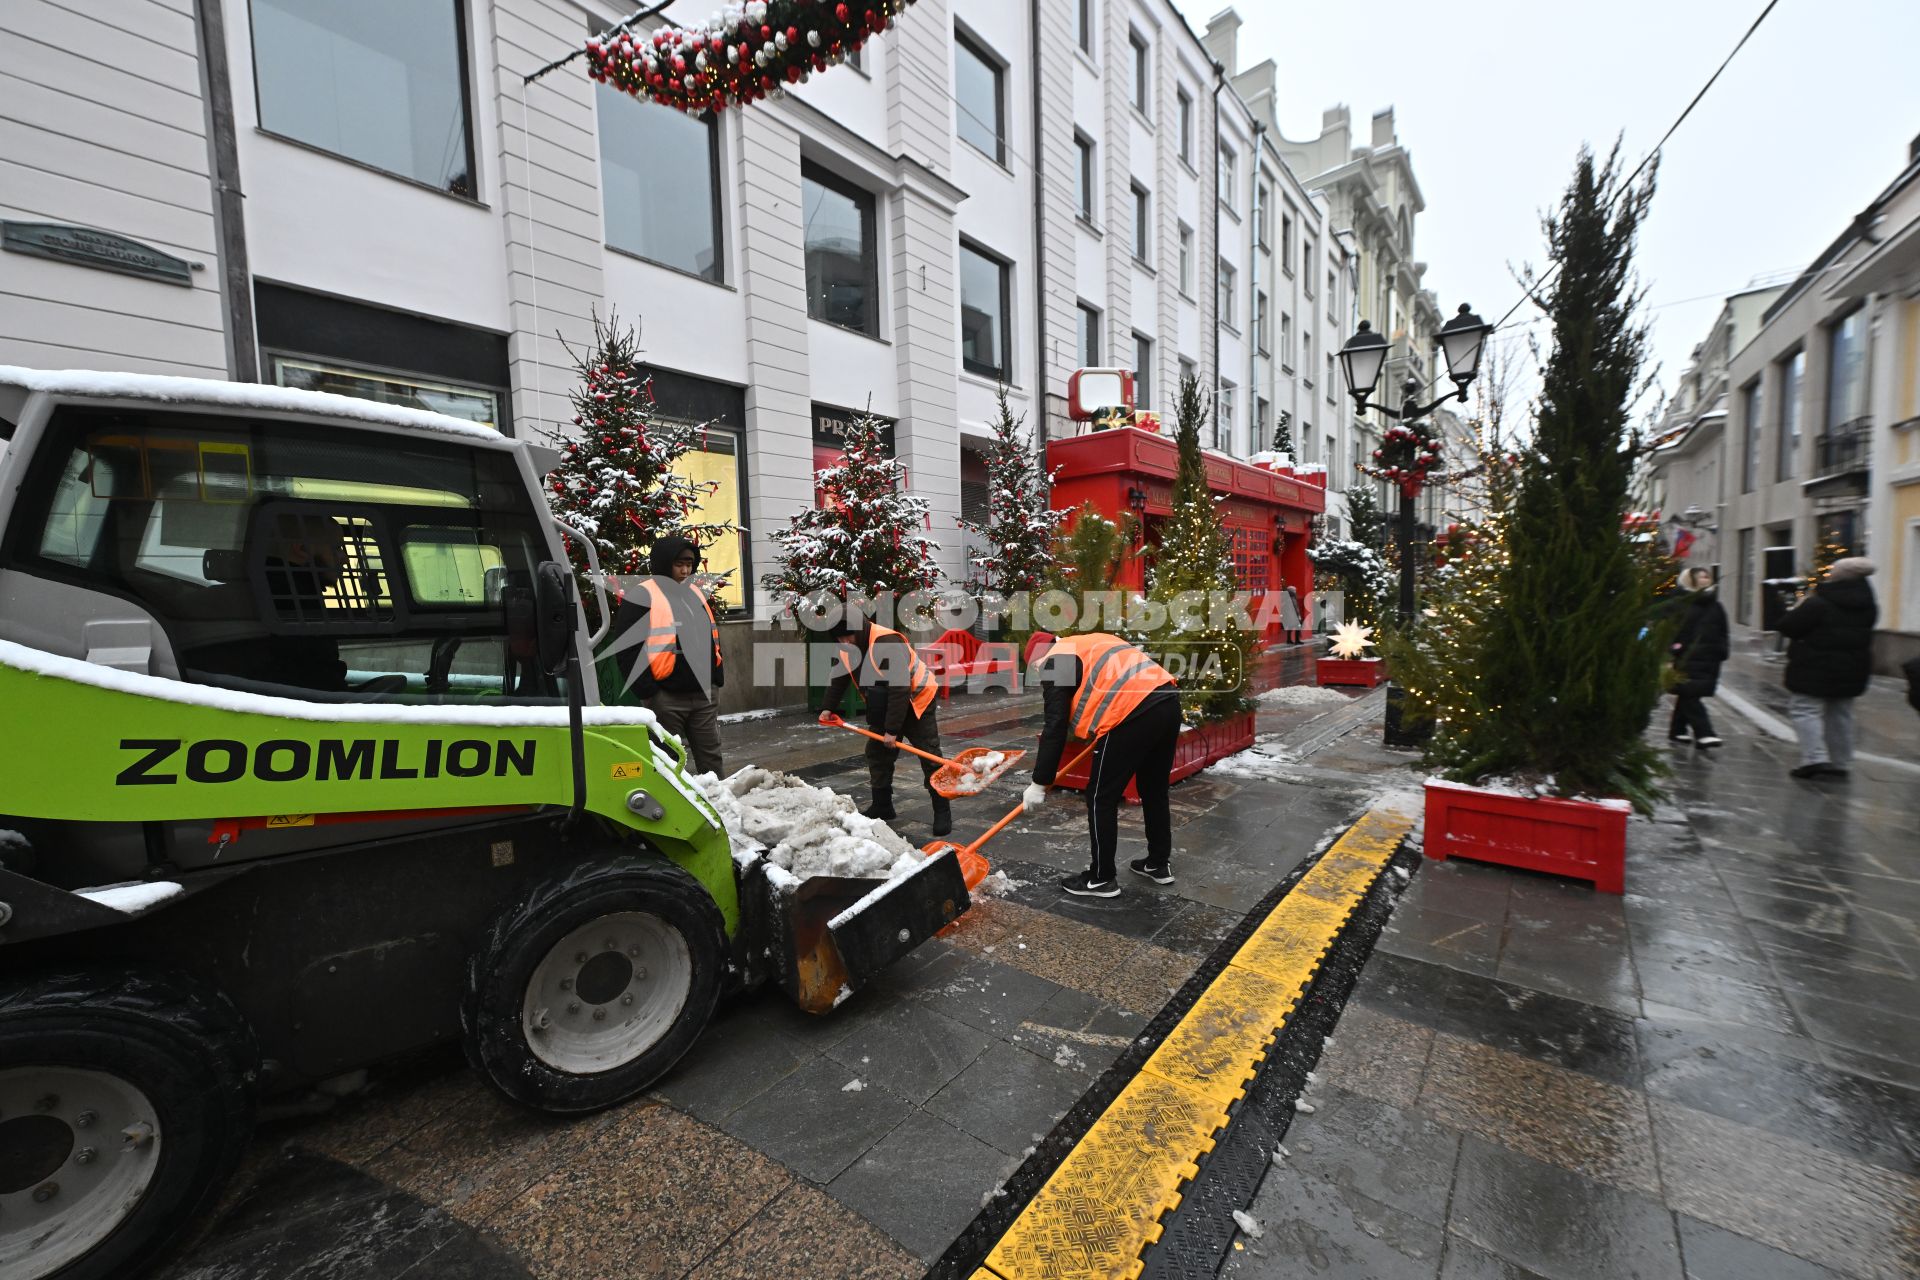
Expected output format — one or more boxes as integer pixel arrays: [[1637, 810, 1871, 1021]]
[[1085, 694, 1182, 881], [1668, 678, 1717, 740], [863, 690, 942, 795]]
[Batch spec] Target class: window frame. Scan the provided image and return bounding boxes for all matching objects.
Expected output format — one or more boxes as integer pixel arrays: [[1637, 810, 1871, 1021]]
[[249, 0, 480, 200], [1217, 258, 1237, 329], [1133, 332, 1154, 408], [1253, 291, 1269, 355], [1777, 347, 1804, 482], [800, 162, 881, 338], [1128, 29, 1151, 115], [1130, 181, 1151, 264], [1280, 211, 1296, 275], [596, 84, 726, 284], [1077, 301, 1102, 369], [1076, 0, 1095, 55], [1741, 376, 1763, 494], [958, 238, 1013, 381], [1217, 379, 1236, 450], [1177, 87, 1194, 165], [1074, 131, 1098, 222], [953, 29, 1006, 166], [1218, 144, 1238, 213], [1177, 222, 1194, 295]]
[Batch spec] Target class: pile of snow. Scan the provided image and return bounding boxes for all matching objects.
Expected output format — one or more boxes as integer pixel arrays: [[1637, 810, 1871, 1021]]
[[692, 767, 923, 884], [1206, 735, 1297, 779], [76, 881, 183, 914], [1257, 684, 1351, 708], [969, 751, 1007, 775]]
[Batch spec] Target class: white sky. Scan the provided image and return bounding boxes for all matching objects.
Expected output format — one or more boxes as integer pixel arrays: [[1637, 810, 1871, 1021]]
[[1181, 0, 1920, 419]]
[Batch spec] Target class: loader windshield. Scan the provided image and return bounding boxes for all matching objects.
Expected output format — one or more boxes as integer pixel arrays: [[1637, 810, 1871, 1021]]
[[8, 405, 568, 704]]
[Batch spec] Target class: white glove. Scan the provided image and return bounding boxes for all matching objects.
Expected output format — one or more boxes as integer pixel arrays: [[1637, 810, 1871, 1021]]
[[1022, 783, 1048, 812]]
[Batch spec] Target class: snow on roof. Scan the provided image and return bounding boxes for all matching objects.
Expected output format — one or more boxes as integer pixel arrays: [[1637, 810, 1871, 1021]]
[[0, 365, 510, 446], [0, 638, 657, 730]]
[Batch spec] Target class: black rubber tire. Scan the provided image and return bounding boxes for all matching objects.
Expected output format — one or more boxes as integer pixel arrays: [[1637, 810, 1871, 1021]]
[[0, 968, 256, 1280], [461, 855, 726, 1114]]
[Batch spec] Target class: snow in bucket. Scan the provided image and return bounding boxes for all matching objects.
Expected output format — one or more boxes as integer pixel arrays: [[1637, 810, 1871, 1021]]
[[692, 766, 923, 883]]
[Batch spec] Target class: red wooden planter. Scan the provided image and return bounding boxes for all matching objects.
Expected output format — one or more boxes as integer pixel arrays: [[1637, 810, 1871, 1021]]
[[1316, 656, 1385, 688], [1048, 711, 1257, 800], [1423, 779, 1628, 894]]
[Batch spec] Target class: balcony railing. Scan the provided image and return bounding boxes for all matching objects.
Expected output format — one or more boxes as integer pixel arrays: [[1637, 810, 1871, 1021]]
[[1814, 417, 1872, 479]]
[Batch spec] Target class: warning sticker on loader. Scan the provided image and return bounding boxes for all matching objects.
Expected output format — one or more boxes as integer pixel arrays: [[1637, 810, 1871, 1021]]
[[609, 761, 647, 780], [265, 814, 315, 828]]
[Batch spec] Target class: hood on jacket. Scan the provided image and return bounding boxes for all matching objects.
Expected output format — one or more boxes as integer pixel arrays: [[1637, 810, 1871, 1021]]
[[1817, 575, 1876, 611], [648, 535, 699, 577]]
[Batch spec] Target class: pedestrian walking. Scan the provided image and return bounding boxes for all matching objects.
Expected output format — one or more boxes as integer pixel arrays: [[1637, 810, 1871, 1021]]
[[1666, 567, 1729, 747], [1776, 557, 1878, 779], [1023, 633, 1181, 897], [611, 536, 725, 775], [820, 613, 952, 836], [1280, 584, 1304, 645]]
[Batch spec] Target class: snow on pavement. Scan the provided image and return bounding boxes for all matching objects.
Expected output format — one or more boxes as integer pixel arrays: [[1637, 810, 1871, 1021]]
[[1256, 684, 1352, 707]]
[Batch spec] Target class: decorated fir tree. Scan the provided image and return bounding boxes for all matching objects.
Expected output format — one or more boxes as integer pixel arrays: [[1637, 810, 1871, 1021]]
[[1143, 374, 1256, 722], [1270, 410, 1294, 456], [545, 312, 734, 594], [1308, 530, 1392, 630], [1343, 483, 1388, 550], [1047, 504, 1133, 599], [1426, 146, 1669, 806], [960, 385, 1063, 602], [762, 410, 943, 612]]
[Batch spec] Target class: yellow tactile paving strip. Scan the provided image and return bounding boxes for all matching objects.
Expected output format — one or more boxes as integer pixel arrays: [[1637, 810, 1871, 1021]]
[[978, 806, 1415, 1280]]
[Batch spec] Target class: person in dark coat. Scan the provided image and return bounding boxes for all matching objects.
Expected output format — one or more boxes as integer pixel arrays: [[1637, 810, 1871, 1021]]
[[1776, 557, 1878, 779], [609, 536, 725, 775], [1666, 568, 1729, 747]]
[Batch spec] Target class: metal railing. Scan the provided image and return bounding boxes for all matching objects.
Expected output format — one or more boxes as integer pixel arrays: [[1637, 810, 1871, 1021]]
[[1814, 417, 1872, 478]]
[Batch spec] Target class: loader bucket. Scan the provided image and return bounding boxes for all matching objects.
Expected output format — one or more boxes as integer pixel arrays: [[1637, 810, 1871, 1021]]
[[757, 850, 971, 1015]]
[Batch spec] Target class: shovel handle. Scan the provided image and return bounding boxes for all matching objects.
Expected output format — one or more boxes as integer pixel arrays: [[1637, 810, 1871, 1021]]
[[963, 741, 1096, 857], [824, 717, 966, 771]]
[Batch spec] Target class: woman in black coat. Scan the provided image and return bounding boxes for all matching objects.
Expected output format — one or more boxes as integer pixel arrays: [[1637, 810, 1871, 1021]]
[[1667, 568, 1730, 747], [1777, 557, 1878, 778]]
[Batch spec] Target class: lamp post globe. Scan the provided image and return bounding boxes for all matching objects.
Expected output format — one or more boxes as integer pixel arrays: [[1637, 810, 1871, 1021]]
[[1338, 320, 1391, 409]]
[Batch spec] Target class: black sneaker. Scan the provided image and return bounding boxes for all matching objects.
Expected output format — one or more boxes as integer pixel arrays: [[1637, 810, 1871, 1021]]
[[1058, 871, 1120, 898], [1817, 763, 1850, 777], [1129, 858, 1175, 885], [1789, 764, 1828, 779], [1695, 736, 1723, 748], [1668, 734, 1692, 743]]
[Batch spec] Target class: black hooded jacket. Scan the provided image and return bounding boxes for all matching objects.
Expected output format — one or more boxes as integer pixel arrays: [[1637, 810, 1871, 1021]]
[[1776, 576, 1877, 699], [609, 536, 723, 698], [1670, 590, 1730, 685]]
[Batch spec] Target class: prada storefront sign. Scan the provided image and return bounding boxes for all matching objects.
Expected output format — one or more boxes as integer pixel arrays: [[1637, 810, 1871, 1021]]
[[2, 221, 197, 286], [812, 403, 896, 454]]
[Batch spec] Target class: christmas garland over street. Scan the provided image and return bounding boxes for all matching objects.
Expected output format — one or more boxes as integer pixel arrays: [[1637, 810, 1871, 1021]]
[[587, 0, 918, 114]]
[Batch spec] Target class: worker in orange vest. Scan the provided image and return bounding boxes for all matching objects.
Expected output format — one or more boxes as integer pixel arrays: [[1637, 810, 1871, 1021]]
[[1024, 633, 1181, 897], [610, 535, 725, 775], [819, 613, 952, 837]]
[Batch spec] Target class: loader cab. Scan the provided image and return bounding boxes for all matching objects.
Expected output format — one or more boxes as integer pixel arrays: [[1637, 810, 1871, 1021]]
[[0, 402, 568, 705]]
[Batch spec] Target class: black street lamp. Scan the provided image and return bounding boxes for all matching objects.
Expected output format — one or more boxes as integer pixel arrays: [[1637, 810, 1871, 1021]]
[[1340, 303, 1491, 745]]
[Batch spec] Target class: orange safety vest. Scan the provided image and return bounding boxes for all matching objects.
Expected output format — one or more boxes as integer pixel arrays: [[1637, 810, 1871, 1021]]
[[1049, 633, 1176, 738], [635, 579, 721, 682], [860, 623, 937, 719]]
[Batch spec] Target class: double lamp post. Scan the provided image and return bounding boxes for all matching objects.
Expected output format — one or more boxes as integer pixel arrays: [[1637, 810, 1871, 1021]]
[[1336, 303, 1493, 742]]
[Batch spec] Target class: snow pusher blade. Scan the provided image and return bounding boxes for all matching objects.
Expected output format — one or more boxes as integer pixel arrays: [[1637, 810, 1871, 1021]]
[[819, 716, 1025, 799], [750, 849, 972, 1014], [927, 747, 1028, 798]]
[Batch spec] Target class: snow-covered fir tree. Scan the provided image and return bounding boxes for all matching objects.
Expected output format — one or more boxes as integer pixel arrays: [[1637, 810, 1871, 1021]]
[[1271, 410, 1294, 456], [960, 385, 1063, 601], [544, 312, 733, 591], [762, 410, 943, 610]]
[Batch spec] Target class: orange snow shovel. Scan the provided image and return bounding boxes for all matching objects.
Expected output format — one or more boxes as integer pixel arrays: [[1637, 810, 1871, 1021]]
[[818, 713, 1027, 798], [922, 742, 1096, 891]]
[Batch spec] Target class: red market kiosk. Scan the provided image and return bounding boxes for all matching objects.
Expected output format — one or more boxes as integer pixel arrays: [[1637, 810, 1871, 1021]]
[[1045, 425, 1327, 648]]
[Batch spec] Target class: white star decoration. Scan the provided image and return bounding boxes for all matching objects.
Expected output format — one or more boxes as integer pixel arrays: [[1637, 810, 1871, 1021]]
[[1330, 622, 1376, 661]]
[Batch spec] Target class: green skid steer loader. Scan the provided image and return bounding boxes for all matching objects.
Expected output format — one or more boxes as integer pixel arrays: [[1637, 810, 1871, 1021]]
[[0, 368, 969, 1280]]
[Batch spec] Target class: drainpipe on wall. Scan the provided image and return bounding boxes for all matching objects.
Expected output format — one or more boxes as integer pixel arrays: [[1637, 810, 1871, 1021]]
[[1210, 63, 1225, 400], [1030, 0, 1051, 468], [194, 0, 257, 381], [1248, 121, 1264, 458]]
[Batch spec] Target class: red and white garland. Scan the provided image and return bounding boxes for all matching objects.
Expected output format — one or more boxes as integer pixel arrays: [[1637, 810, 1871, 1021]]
[[587, 0, 917, 115], [1364, 423, 1444, 499]]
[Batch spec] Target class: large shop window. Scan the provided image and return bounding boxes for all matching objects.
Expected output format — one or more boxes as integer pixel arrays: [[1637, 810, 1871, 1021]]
[[803, 165, 879, 336], [251, 0, 475, 196], [598, 84, 722, 281], [959, 241, 1011, 380], [666, 422, 747, 612], [270, 356, 500, 430]]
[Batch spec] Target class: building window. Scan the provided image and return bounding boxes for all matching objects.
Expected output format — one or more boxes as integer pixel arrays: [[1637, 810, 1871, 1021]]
[[1075, 132, 1097, 221], [271, 356, 499, 428], [1301, 331, 1313, 384], [1281, 211, 1295, 272], [1255, 185, 1271, 249], [1077, 302, 1101, 369], [1130, 182, 1151, 263], [1741, 377, 1762, 494], [1217, 380, 1236, 450], [1178, 356, 1196, 394], [1327, 353, 1337, 401], [954, 31, 1005, 164], [1134, 332, 1153, 407], [1826, 309, 1868, 432], [1076, 0, 1094, 54], [959, 240, 1011, 380], [1327, 268, 1337, 317], [1736, 527, 1755, 624], [1324, 433, 1335, 467], [1253, 291, 1269, 354], [1218, 144, 1237, 211], [1217, 259, 1236, 328], [1177, 88, 1193, 164], [802, 164, 878, 336], [1177, 222, 1194, 294], [1280, 312, 1293, 370], [598, 85, 722, 281], [251, 0, 476, 196], [1129, 30, 1150, 113], [1304, 241, 1317, 295], [1778, 349, 1804, 481], [1255, 396, 1270, 449], [665, 420, 749, 612]]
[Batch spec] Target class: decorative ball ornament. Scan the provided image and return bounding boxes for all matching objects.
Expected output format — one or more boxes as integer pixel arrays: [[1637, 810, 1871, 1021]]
[[586, 0, 917, 114]]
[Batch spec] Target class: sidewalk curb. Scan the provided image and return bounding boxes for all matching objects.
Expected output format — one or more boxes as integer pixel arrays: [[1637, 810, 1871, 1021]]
[[1717, 684, 1920, 776]]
